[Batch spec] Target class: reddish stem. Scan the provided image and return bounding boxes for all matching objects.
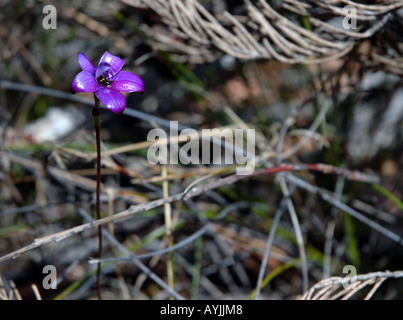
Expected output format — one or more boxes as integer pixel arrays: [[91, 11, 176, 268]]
[[92, 96, 102, 300]]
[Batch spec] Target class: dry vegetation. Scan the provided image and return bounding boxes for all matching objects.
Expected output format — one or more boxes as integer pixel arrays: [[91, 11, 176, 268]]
[[1, 0, 403, 300]]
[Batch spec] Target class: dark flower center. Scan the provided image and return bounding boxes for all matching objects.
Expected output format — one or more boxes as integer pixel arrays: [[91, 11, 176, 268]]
[[97, 75, 111, 86]]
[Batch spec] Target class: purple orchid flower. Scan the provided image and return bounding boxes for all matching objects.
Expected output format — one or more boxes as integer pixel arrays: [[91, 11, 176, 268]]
[[71, 51, 144, 114]]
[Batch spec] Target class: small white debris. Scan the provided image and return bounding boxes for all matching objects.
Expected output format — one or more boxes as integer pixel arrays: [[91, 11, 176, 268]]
[[24, 107, 85, 143]]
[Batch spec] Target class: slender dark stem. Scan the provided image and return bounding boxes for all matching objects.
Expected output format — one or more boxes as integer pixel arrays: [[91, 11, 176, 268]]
[[92, 95, 102, 300]]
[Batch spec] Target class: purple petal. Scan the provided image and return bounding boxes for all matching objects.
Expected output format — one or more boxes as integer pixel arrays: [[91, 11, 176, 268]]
[[96, 52, 124, 79], [95, 62, 111, 80], [77, 53, 96, 74], [95, 87, 126, 114], [109, 71, 144, 92], [71, 71, 98, 93]]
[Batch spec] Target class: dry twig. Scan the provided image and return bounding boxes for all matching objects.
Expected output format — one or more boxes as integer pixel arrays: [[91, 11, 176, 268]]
[[301, 270, 403, 300]]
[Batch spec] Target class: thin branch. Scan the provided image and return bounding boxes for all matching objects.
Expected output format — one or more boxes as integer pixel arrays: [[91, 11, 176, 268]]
[[323, 175, 345, 279], [253, 197, 287, 299], [279, 174, 309, 294]]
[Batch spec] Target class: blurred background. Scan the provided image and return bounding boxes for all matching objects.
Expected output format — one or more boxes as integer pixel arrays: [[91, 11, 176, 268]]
[[1, 0, 403, 300]]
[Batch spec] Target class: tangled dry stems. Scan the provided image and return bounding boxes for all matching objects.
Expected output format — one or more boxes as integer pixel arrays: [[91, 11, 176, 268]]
[[124, 0, 403, 74], [301, 270, 403, 300]]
